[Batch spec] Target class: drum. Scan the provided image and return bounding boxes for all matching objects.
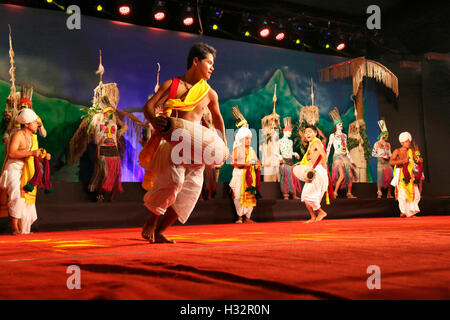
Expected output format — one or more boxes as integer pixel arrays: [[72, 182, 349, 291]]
[[293, 164, 316, 183], [160, 117, 228, 165]]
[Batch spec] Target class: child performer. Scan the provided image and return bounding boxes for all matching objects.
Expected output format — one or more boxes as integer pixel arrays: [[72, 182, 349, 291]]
[[389, 132, 421, 217], [229, 126, 261, 223], [326, 107, 357, 198], [294, 125, 333, 223], [372, 120, 393, 198], [278, 117, 301, 200]]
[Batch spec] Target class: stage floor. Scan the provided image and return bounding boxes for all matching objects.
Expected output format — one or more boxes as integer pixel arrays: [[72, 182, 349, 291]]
[[0, 216, 449, 300]]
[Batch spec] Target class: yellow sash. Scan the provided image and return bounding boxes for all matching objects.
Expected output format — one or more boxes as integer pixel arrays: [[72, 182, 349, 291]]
[[395, 149, 414, 202], [139, 79, 210, 190], [298, 137, 330, 205], [299, 137, 322, 166], [240, 147, 259, 207], [20, 134, 39, 204]]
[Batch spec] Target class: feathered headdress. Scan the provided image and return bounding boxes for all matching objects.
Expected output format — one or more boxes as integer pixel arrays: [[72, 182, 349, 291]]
[[232, 105, 248, 128], [329, 107, 342, 126]]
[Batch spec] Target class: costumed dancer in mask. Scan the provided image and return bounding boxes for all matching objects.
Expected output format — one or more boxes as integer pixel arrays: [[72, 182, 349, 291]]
[[390, 132, 421, 217], [326, 107, 358, 198], [278, 117, 301, 200], [372, 119, 393, 198], [294, 125, 333, 223], [229, 126, 261, 223], [140, 43, 227, 243], [70, 51, 128, 202], [0, 109, 51, 234]]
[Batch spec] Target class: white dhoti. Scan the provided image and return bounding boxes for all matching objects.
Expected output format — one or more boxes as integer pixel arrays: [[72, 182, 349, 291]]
[[301, 165, 328, 211], [143, 142, 205, 224], [398, 186, 421, 217], [391, 168, 420, 217], [0, 159, 37, 234], [229, 168, 254, 218]]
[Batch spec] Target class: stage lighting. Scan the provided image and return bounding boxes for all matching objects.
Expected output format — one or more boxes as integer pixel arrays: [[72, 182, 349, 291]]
[[259, 21, 270, 38], [238, 13, 255, 38], [183, 17, 194, 26], [119, 6, 130, 16], [181, 5, 195, 27], [153, 1, 167, 22], [207, 8, 222, 32], [274, 24, 286, 41], [96, 5, 103, 12], [337, 42, 346, 50]]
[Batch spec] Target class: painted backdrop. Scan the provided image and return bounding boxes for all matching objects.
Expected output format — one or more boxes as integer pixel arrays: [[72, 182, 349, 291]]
[[0, 4, 380, 182]]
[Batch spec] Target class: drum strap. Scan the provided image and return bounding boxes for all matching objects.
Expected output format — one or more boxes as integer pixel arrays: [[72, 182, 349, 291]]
[[169, 78, 180, 100]]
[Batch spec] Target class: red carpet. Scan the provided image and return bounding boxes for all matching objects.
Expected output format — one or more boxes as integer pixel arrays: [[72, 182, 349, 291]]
[[0, 216, 449, 300]]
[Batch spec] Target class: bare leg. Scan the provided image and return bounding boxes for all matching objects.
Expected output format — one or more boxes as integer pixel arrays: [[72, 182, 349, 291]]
[[110, 183, 118, 202], [377, 187, 382, 198], [315, 208, 327, 222], [387, 187, 393, 198], [347, 172, 357, 198], [10, 217, 20, 235], [304, 203, 316, 223], [154, 207, 178, 243], [142, 213, 159, 242], [334, 167, 344, 197]]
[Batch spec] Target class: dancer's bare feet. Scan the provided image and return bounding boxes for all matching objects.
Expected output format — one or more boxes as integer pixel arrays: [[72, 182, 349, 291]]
[[346, 193, 357, 199], [315, 210, 327, 222], [304, 218, 316, 224], [400, 213, 407, 218], [141, 220, 156, 242], [244, 218, 256, 223], [235, 217, 243, 224], [154, 233, 176, 244], [387, 194, 394, 199], [293, 194, 300, 200]]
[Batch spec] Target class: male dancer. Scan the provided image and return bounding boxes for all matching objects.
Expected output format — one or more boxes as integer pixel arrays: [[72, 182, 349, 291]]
[[390, 132, 420, 217], [298, 125, 332, 223], [141, 43, 226, 243], [0, 108, 51, 234]]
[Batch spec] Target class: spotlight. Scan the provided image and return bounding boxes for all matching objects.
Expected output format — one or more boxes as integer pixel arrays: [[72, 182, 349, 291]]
[[119, 5, 131, 16], [183, 17, 194, 26], [259, 21, 270, 38], [207, 8, 222, 32], [181, 5, 195, 27], [96, 4, 103, 12], [116, 0, 133, 17], [239, 13, 255, 38], [274, 24, 286, 41], [336, 42, 346, 50], [153, 1, 167, 22]]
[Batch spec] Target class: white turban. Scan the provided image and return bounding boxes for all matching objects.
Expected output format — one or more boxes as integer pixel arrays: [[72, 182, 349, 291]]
[[16, 108, 38, 124], [399, 132, 412, 143], [233, 127, 252, 149]]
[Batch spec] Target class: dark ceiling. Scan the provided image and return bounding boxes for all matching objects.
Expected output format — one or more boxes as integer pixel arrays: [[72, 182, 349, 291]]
[[1, 0, 448, 60]]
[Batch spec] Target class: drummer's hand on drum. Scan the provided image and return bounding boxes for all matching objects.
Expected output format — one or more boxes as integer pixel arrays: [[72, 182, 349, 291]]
[[149, 115, 170, 132]]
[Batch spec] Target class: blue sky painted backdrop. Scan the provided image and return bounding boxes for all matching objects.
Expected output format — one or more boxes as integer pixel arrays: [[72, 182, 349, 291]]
[[0, 4, 380, 181]]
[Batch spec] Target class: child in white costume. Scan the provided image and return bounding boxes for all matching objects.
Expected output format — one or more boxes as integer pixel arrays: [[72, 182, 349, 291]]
[[229, 127, 261, 223], [0, 109, 50, 234], [390, 132, 421, 217], [294, 125, 332, 223]]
